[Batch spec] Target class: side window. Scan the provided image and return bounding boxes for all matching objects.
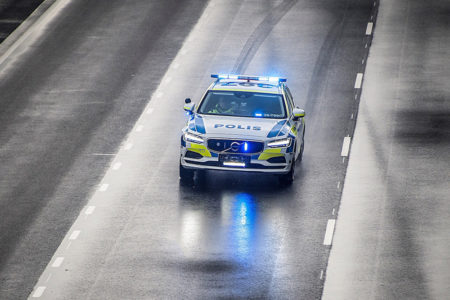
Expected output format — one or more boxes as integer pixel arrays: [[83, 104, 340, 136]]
[[285, 86, 295, 108], [284, 86, 294, 116]]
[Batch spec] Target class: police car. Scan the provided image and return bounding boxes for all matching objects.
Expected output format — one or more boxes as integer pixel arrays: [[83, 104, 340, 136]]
[[180, 74, 305, 184]]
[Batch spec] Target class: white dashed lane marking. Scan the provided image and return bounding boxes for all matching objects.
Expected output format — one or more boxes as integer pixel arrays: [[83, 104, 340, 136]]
[[51, 257, 64, 268], [124, 143, 133, 150], [69, 230, 80, 240], [323, 219, 336, 246], [98, 183, 109, 192], [354, 73, 363, 89], [85, 206, 96, 215], [341, 136, 351, 157], [32, 286, 46, 298], [365, 22, 373, 35]]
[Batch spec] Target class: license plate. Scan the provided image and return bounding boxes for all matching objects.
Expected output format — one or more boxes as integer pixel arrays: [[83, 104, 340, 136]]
[[219, 154, 250, 164]]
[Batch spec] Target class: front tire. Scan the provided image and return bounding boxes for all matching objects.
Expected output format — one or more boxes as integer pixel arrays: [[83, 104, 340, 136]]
[[179, 161, 194, 182], [298, 139, 304, 162], [279, 159, 295, 185]]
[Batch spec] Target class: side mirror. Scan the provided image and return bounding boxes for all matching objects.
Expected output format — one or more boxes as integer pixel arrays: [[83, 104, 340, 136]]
[[293, 107, 305, 121], [184, 98, 195, 114]]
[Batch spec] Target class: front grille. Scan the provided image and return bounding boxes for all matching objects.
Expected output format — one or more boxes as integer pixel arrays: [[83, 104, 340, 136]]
[[207, 139, 264, 153]]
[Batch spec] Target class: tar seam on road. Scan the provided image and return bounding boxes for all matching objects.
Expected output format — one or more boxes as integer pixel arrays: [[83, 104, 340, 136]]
[[232, 0, 298, 74]]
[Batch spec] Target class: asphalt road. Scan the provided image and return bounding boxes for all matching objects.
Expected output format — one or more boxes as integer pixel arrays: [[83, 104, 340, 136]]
[[0, 0, 377, 299], [324, 0, 450, 299]]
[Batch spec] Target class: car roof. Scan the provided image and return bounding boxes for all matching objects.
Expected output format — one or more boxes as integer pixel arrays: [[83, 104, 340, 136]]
[[210, 79, 284, 94]]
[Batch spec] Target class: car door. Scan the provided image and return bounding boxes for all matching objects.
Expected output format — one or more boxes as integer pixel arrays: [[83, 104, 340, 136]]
[[284, 86, 302, 158]]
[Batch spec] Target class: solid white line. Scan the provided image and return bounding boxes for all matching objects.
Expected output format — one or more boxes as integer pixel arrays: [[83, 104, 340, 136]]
[[98, 183, 109, 192], [341, 136, 351, 157], [85, 206, 95, 215], [366, 22, 373, 35], [32, 286, 46, 298], [69, 230, 80, 240], [354, 73, 363, 89], [323, 219, 336, 245], [51, 257, 64, 268], [112, 162, 122, 170], [124, 143, 133, 150]]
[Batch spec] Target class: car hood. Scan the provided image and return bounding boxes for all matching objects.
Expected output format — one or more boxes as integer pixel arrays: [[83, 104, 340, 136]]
[[190, 114, 288, 139]]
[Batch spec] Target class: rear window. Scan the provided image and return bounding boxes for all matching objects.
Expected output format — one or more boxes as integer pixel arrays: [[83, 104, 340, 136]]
[[198, 91, 286, 119]]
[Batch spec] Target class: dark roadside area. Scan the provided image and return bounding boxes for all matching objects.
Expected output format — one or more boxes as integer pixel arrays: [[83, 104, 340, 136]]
[[0, 0, 45, 43]]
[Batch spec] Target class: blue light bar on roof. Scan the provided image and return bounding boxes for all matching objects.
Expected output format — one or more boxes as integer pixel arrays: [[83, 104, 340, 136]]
[[211, 74, 286, 82]]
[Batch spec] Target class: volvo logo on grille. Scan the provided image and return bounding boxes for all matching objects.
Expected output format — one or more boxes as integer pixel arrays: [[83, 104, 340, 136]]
[[230, 142, 241, 152]]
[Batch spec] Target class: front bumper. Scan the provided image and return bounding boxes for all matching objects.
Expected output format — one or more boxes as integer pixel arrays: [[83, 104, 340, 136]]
[[180, 143, 293, 174]]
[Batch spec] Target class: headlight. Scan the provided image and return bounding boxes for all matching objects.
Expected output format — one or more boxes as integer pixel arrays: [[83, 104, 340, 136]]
[[267, 138, 291, 148], [184, 132, 204, 144]]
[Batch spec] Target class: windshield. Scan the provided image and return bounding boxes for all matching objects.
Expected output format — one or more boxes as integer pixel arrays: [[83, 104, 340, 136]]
[[197, 91, 286, 119]]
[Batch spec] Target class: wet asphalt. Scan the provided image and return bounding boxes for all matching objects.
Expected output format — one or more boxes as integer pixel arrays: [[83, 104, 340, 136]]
[[0, 0, 378, 299]]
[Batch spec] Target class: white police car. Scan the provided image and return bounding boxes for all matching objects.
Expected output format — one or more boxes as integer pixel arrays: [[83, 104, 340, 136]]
[[180, 74, 305, 184]]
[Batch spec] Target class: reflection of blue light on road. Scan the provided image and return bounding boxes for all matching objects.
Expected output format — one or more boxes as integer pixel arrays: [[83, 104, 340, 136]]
[[232, 193, 256, 259]]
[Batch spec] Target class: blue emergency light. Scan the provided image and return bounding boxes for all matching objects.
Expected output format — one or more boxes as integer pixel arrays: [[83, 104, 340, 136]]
[[211, 74, 286, 83]]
